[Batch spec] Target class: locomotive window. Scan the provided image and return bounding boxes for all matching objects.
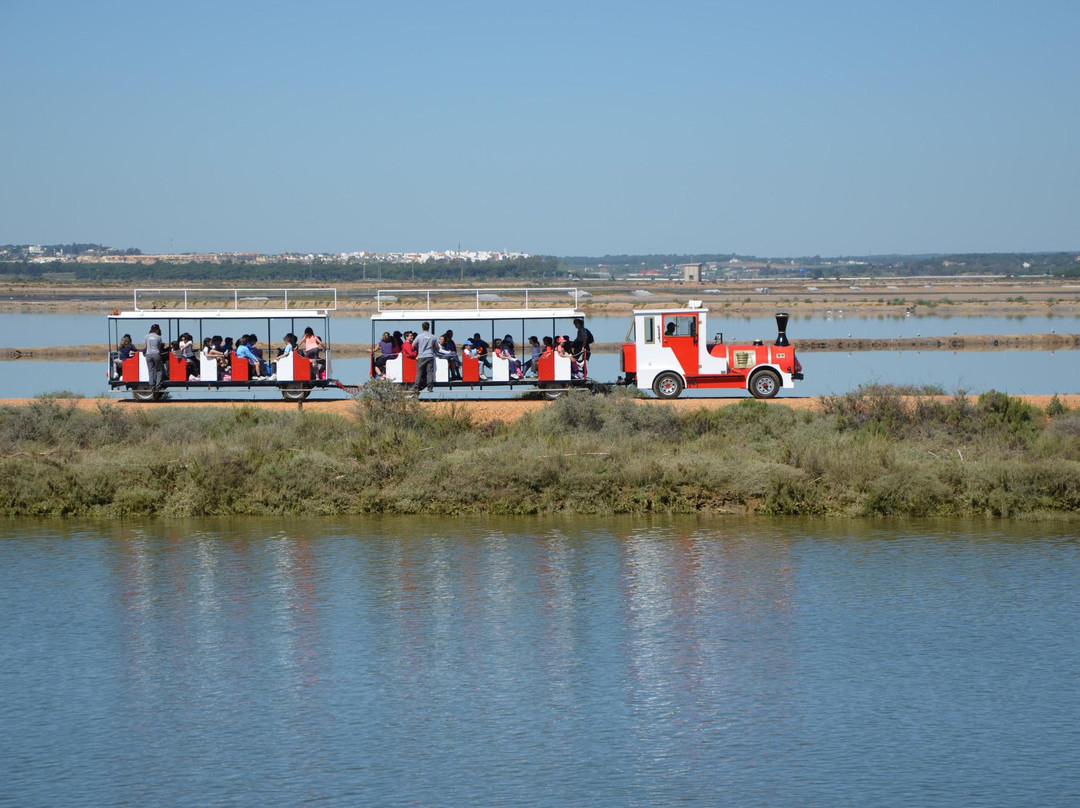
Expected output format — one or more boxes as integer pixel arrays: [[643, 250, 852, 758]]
[[663, 315, 697, 337], [643, 317, 655, 344]]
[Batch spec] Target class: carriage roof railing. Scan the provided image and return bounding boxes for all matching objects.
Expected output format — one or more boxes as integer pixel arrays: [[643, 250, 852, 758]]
[[375, 287, 584, 313], [129, 288, 338, 313]]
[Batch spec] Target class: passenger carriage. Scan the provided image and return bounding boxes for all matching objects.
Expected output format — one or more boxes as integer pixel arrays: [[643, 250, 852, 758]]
[[108, 288, 337, 401], [622, 304, 804, 398], [371, 288, 591, 397]]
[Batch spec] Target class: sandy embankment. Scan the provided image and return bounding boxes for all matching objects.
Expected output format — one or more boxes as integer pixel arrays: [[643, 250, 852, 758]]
[[4, 395, 1078, 423]]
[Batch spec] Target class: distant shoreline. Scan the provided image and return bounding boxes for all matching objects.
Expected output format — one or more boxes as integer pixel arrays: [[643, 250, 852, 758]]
[[2, 277, 1079, 318]]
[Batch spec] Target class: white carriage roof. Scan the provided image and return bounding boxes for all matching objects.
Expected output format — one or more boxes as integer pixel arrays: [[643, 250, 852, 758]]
[[631, 307, 712, 316], [373, 287, 586, 321], [110, 309, 329, 320], [117, 287, 337, 316], [372, 307, 582, 322]]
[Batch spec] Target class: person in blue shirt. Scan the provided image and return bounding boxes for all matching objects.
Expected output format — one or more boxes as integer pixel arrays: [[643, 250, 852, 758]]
[[235, 335, 262, 376]]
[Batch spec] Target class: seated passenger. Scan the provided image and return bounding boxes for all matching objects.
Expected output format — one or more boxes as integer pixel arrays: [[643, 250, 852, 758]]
[[471, 333, 492, 370], [522, 335, 541, 376], [207, 335, 229, 372], [113, 334, 135, 378], [235, 335, 261, 376], [540, 336, 554, 359], [248, 335, 269, 375], [495, 339, 523, 379], [373, 331, 396, 377], [462, 339, 486, 379], [436, 334, 462, 380], [401, 331, 418, 361], [556, 336, 583, 379], [178, 332, 197, 378]]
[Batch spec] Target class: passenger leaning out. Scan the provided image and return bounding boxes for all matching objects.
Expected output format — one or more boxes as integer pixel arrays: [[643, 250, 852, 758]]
[[300, 327, 323, 359]]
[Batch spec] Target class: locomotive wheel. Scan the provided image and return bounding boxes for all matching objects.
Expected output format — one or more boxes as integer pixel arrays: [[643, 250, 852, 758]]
[[749, 369, 781, 399], [132, 385, 158, 403], [652, 372, 684, 399], [281, 384, 311, 402]]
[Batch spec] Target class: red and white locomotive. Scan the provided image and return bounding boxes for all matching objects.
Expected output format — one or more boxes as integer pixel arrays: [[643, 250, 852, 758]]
[[621, 304, 803, 398]]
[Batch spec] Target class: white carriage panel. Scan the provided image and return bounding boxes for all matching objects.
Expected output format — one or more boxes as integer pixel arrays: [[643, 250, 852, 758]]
[[385, 354, 404, 383], [553, 353, 571, 381], [138, 353, 149, 381], [491, 354, 510, 381], [435, 358, 449, 382], [275, 353, 294, 382], [199, 356, 218, 381]]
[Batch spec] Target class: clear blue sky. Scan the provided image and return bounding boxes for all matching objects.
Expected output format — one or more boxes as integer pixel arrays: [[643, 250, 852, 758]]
[[2, 0, 1077, 257]]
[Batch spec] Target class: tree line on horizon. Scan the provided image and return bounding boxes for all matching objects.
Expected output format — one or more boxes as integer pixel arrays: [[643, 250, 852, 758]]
[[1, 251, 1077, 281]]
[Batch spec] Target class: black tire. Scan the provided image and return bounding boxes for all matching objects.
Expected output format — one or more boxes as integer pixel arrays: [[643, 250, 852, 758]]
[[281, 384, 311, 402], [749, 369, 781, 399], [652, 371, 684, 399], [132, 385, 157, 403], [542, 388, 566, 400]]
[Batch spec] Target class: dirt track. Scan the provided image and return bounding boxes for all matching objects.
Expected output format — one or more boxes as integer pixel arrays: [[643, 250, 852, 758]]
[[5, 394, 1079, 423]]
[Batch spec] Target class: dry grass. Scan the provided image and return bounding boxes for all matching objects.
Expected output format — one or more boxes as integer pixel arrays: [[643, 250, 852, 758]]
[[1, 387, 1079, 519]]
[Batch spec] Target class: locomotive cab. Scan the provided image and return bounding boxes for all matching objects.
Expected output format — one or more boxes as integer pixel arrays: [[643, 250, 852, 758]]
[[622, 305, 802, 399]]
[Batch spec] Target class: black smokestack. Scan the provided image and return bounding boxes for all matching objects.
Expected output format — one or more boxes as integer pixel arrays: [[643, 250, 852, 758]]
[[775, 312, 790, 346]]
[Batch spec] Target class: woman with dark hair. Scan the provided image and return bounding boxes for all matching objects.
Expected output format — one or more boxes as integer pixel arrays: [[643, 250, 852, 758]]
[[373, 331, 396, 377]]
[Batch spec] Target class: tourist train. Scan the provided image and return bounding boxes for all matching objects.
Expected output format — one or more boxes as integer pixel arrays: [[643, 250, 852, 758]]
[[108, 287, 802, 401]]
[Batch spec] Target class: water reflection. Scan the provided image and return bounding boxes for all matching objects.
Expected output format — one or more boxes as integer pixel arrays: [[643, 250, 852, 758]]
[[1, 517, 1078, 806]]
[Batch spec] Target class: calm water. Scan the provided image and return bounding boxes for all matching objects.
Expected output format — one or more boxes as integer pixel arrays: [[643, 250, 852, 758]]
[[1, 517, 1078, 806]]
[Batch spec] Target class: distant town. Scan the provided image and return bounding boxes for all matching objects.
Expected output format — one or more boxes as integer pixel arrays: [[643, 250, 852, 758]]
[[0, 244, 531, 266], [1, 242, 1078, 282]]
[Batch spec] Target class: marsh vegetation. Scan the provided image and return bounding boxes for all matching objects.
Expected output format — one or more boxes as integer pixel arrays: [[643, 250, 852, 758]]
[[3, 384, 1079, 519]]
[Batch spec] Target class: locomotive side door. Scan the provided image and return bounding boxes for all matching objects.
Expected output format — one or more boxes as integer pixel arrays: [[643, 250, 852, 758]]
[[660, 313, 700, 377]]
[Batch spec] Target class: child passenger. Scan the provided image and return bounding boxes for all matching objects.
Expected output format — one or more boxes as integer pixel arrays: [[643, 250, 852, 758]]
[[522, 335, 541, 376], [495, 339, 523, 379]]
